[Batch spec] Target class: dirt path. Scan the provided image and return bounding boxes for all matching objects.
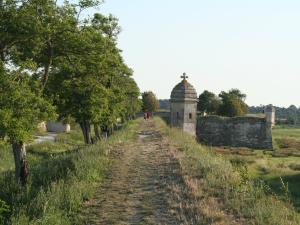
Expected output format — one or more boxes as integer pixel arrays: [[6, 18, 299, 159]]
[[81, 120, 202, 225]]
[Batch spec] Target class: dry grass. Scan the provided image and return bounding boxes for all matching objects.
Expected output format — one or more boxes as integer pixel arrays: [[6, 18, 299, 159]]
[[155, 117, 300, 225]]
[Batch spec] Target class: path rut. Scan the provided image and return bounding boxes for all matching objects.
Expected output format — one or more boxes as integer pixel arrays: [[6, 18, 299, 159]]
[[82, 121, 200, 225]]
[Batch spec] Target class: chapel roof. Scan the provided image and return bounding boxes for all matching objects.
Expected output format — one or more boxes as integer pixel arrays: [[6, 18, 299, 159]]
[[170, 73, 197, 102]]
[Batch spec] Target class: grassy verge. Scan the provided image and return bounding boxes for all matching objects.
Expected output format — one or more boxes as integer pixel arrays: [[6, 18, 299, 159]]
[[155, 117, 300, 225], [216, 126, 300, 213], [0, 120, 139, 225]]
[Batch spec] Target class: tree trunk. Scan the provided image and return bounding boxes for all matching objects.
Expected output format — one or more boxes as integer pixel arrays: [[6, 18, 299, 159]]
[[110, 124, 114, 136], [40, 43, 53, 93], [94, 124, 101, 140], [101, 126, 109, 139], [0, 48, 5, 62], [80, 121, 92, 144], [12, 142, 29, 185]]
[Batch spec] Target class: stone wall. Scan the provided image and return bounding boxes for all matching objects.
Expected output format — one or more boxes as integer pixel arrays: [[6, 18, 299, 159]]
[[197, 116, 273, 149], [170, 101, 197, 136], [46, 121, 71, 133]]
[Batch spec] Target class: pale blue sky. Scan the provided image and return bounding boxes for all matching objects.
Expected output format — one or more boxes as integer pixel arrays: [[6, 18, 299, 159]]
[[72, 0, 300, 107]]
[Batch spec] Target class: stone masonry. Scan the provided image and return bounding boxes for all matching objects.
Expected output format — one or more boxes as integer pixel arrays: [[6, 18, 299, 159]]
[[197, 116, 273, 149], [170, 73, 198, 136]]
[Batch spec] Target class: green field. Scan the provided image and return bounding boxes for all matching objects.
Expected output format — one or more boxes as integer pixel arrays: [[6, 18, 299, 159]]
[[273, 126, 300, 141], [218, 126, 300, 212]]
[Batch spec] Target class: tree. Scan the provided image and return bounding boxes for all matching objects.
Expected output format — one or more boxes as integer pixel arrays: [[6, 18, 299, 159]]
[[218, 89, 248, 117], [142, 91, 159, 113], [0, 0, 140, 183], [197, 90, 221, 115], [0, 0, 103, 93], [0, 64, 54, 184], [45, 13, 140, 143]]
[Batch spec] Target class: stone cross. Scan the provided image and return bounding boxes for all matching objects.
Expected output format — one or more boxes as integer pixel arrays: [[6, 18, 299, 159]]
[[181, 72, 188, 80]]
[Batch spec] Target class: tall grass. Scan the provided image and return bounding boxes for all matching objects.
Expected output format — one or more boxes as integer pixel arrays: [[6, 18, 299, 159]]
[[0, 120, 139, 225], [155, 117, 300, 225], [0, 142, 14, 173]]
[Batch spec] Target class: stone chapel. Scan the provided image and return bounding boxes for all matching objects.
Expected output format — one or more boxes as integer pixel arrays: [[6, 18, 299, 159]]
[[170, 73, 198, 136]]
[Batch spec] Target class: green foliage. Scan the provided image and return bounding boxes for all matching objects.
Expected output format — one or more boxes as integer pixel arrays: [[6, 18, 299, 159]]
[[197, 90, 221, 115], [42, 11, 140, 142], [92, 13, 121, 40], [0, 199, 10, 224], [1, 0, 140, 144], [218, 89, 248, 117], [0, 67, 54, 144], [0, 119, 139, 225], [197, 89, 248, 117], [142, 91, 159, 113]]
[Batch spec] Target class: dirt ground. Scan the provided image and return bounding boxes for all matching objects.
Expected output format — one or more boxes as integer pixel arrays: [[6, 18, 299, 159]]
[[81, 120, 240, 225]]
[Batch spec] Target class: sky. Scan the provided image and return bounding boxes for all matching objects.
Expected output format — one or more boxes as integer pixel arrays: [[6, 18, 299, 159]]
[[70, 0, 300, 107]]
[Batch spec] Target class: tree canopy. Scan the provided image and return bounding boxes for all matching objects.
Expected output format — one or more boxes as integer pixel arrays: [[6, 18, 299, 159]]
[[218, 89, 248, 117], [197, 89, 248, 117], [0, 0, 141, 183], [197, 90, 221, 115], [142, 91, 159, 113]]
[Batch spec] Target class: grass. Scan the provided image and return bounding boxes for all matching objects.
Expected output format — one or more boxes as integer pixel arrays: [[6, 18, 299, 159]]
[[0, 142, 14, 174], [273, 127, 300, 141], [212, 125, 300, 216], [0, 120, 139, 225], [273, 126, 300, 151], [2, 120, 299, 224], [155, 117, 300, 225]]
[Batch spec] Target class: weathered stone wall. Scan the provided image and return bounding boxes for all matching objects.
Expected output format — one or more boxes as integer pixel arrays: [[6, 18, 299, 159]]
[[170, 101, 197, 136], [197, 116, 273, 149], [46, 121, 71, 133]]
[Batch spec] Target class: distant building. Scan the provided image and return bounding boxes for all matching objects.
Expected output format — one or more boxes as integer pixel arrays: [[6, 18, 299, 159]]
[[37, 121, 71, 133], [47, 121, 71, 133], [37, 121, 47, 132], [170, 73, 198, 136], [168, 73, 273, 149]]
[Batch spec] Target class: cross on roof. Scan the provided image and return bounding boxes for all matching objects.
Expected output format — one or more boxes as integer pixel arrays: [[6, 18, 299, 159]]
[[181, 72, 188, 80]]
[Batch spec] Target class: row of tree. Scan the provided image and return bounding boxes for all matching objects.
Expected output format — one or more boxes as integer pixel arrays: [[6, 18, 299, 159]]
[[198, 89, 248, 117], [249, 105, 300, 125], [158, 89, 248, 117], [0, 0, 141, 184]]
